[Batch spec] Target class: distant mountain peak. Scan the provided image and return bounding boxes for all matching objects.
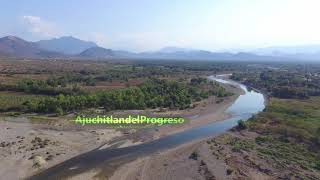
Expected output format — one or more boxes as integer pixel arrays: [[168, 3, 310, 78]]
[[36, 36, 97, 54], [58, 36, 87, 41], [5, 36, 20, 40], [62, 36, 75, 39], [79, 46, 114, 58], [159, 46, 192, 53], [1, 36, 27, 42]]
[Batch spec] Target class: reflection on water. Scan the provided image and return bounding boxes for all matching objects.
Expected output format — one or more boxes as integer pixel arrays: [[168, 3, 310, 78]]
[[208, 75, 265, 116]]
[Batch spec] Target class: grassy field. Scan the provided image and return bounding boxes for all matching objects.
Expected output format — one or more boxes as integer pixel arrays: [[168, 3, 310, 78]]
[[247, 97, 320, 146], [248, 98, 320, 171], [201, 97, 320, 179], [230, 98, 320, 178]]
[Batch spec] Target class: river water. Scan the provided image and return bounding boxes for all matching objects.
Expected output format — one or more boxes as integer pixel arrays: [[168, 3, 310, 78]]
[[30, 76, 265, 180]]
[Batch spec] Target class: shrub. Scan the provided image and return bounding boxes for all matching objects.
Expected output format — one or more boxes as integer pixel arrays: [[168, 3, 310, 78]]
[[315, 161, 320, 170], [255, 136, 271, 144], [189, 151, 198, 160], [237, 120, 247, 130], [226, 169, 233, 175]]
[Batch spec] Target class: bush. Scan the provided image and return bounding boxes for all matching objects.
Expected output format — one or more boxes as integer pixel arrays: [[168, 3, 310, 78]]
[[237, 120, 247, 130], [226, 169, 233, 175], [315, 161, 320, 170], [189, 151, 198, 160], [255, 136, 271, 144], [231, 139, 254, 152]]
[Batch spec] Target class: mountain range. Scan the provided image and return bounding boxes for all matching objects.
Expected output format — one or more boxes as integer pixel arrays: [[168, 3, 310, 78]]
[[0, 36, 63, 58], [252, 45, 320, 60], [0, 35, 319, 61]]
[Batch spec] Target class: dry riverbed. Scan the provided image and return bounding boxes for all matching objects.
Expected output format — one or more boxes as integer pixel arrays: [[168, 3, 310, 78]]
[[0, 82, 242, 179]]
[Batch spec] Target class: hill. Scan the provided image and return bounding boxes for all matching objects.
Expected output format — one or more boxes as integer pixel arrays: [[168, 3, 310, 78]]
[[0, 36, 63, 58], [36, 36, 97, 55], [78, 47, 115, 58]]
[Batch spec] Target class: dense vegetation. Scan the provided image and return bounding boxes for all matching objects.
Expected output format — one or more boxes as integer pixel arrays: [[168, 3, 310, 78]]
[[0, 60, 243, 114], [0, 92, 45, 112], [0, 61, 238, 95], [21, 78, 231, 114], [231, 70, 320, 99]]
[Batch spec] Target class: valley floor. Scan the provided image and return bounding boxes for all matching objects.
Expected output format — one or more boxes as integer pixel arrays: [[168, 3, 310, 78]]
[[0, 81, 242, 180]]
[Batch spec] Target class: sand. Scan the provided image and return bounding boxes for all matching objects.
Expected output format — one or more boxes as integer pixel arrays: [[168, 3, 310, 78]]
[[0, 81, 243, 180], [110, 141, 206, 180], [0, 120, 122, 179], [108, 135, 231, 180]]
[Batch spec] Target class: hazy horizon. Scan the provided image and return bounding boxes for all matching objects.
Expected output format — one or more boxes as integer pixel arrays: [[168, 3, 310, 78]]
[[2, 0, 320, 52]]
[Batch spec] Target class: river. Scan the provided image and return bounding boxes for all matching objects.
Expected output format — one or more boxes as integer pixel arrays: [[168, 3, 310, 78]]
[[30, 76, 265, 180]]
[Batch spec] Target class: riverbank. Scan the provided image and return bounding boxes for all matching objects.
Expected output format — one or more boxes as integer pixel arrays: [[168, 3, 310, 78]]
[[107, 78, 267, 180], [28, 78, 258, 180], [0, 78, 242, 179], [118, 97, 320, 180]]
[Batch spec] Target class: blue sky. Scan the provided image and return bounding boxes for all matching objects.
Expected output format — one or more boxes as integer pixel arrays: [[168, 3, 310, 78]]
[[2, 0, 320, 52]]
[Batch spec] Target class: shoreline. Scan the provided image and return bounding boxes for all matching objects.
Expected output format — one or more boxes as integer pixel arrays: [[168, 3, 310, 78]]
[[0, 80, 243, 180], [107, 78, 266, 180]]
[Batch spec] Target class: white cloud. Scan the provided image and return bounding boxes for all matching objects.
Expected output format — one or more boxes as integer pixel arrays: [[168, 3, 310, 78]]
[[90, 32, 111, 47], [21, 15, 61, 38]]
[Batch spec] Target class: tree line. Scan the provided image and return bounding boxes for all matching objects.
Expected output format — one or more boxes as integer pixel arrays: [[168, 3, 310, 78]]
[[22, 78, 231, 114]]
